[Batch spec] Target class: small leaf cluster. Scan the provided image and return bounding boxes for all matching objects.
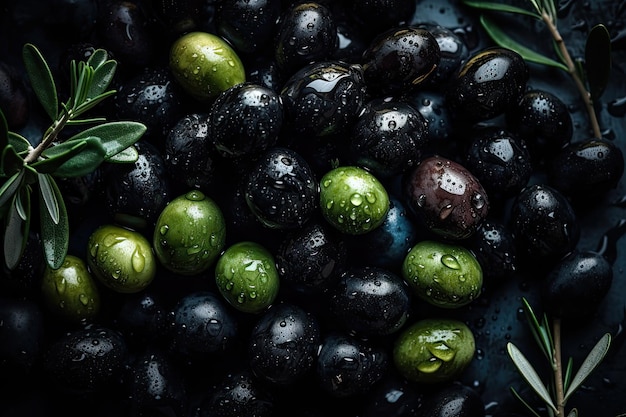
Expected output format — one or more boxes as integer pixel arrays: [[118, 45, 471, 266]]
[[507, 298, 611, 417], [0, 44, 146, 271]]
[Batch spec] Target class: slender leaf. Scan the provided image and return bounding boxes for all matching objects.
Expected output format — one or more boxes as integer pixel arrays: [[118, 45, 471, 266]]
[[541, 314, 555, 352], [564, 333, 611, 401], [507, 342, 557, 412], [65, 117, 107, 126], [22, 44, 58, 121], [1, 145, 24, 177], [87, 60, 116, 99], [563, 356, 574, 393], [462, 0, 541, 18], [0, 169, 24, 209], [32, 140, 88, 174], [3, 192, 30, 270], [509, 387, 543, 417], [585, 24, 611, 100], [72, 90, 117, 117], [0, 109, 8, 149], [480, 15, 569, 71], [15, 184, 30, 221], [567, 408, 578, 417], [38, 173, 60, 224], [66, 121, 146, 159], [522, 298, 552, 360], [8, 132, 32, 154], [86, 48, 109, 70], [38, 174, 68, 269], [47, 137, 106, 178], [106, 145, 139, 163]]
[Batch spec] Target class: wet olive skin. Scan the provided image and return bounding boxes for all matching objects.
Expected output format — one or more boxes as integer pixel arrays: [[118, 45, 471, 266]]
[[328, 266, 411, 336], [403, 155, 489, 240], [248, 302, 321, 385], [153, 190, 226, 276], [543, 250, 613, 320], [393, 318, 475, 384], [215, 241, 280, 313], [420, 382, 485, 417], [211, 82, 283, 159], [402, 240, 483, 309], [41, 254, 100, 322], [244, 147, 319, 229], [216, 0, 282, 54], [87, 224, 156, 293], [446, 47, 529, 125], [417, 24, 470, 88], [466, 220, 517, 282], [319, 165, 390, 235], [199, 370, 274, 417], [169, 31, 246, 102]]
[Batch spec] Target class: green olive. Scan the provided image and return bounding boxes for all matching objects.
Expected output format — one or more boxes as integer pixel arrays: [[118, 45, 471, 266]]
[[41, 255, 100, 322], [169, 31, 246, 102], [402, 240, 482, 308], [393, 318, 475, 384], [153, 190, 226, 276], [87, 224, 156, 293], [215, 241, 279, 313], [319, 165, 390, 235]]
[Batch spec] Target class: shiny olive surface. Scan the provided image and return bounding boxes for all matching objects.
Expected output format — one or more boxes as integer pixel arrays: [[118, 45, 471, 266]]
[[402, 240, 482, 309], [41, 254, 100, 322], [199, 370, 274, 417], [319, 165, 390, 235], [153, 190, 226, 276], [216, 0, 281, 54], [393, 318, 475, 384], [403, 155, 489, 240], [465, 219, 517, 283], [417, 23, 470, 88], [87, 224, 156, 293], [420, 382, 485, 417], [214, 241, 280, 313]]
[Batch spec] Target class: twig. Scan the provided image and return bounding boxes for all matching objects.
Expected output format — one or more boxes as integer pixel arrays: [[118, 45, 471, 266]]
[[553, 318, 566, 416]]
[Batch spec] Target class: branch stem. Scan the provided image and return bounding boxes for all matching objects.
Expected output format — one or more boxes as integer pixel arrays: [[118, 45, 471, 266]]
[[541, 11, 602, 139], [553, 318, 566, 417], [23, 109, 72, 164]]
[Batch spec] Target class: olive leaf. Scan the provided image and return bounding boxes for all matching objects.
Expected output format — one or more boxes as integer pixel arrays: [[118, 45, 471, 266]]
[[0, 169, 25, 209], [44, 137, 107, 178], [8, 132, 32, 155], [38, 173, 68, 269], [522, 298, 554, 360], [568, 408, 579, 417], [31, 140, 88, 174], [87, 48, 109, 69], [22, 43, 58, 121], [0, 109, 8, 150], [87, 60, 117, 100], [585, 24, 611, 101], [507, 342, 558, 412], [563, 333, 611, 402], [3, 190, 30, 270], [106, 145, 139, 163], [462, 0, 541, 18], [65, 121, 147, 159], [563, 356, 574, 393], [509, 387, 543, 417], [1, 145, 24, 177], [38, 173, 60, 224]]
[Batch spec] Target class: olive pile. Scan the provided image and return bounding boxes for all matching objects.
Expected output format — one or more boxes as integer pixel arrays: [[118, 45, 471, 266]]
[[1, 1, 624, 417]]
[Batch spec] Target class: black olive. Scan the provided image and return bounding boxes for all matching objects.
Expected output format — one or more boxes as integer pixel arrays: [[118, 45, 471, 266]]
[[401, 89, 454, 144], [547, 138, 624, 203], [446, 47, 529, 125], [509, 183, 580, 262], [362, 25, 441, 95], [465, 219, 517, 283], [116, 290, 167, 348], [280, 60, 367, 138], [542, 250, 613, 320], [248, 302, 321, 385], [0, 61, 29, 129], [0, 297, 44, 379], [316, 331, 388, 397], [361, 371, 425, 417], [216, 0, 282, 54], [244, 146, 319, 229], [245, 54, 284, 93], [328, 266, 411, 336], [416, 23, 470, 89], [274, 2, 338, 76], [199, 370, 275, 417], [419, 382, 485, 417], [211, 82, 284, 159], [349, 98, 430, 178], [403, 155, 490, 240], [333, 14, 369, 63]]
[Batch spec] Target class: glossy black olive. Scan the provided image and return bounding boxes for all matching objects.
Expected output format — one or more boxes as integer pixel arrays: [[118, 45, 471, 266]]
[[465, 219, 517, 283], [542, 250, 613, 320], [244, 146, 319, 229], [417, 23, 470, 89], [217, 0, 282, 54], [361, 371, 425, 417], [276, 221, 348, 293], [200, 370, 274, 417], [446, 47, 529, 125], [509, 183, 580, 261], [547, 138, 624, 202], [281, 60, 367, 138], [0, 61, 29, 129], [211, 82, 284, 159], [349, 98, 430, 178], [464, 126, 533, 200], [349, 0, 416, 34], [328, 266, 411, 336], [316, 332, 388, 397], [403, 155, 490, 240], [43, 326, 129, 393], [168, 291, 239, 357], [333, 14, 369, 63], [506, 89, 573, 162], [104, 140, 171, 229], [362, 26, 440, 95], [165, 112, 217, 191], [0, 297, 44, 378], [248, 302, 321, 385], [274, 2, 337, 75], [245, 54, 284, 93], [401, 89, 454, 144], [419, 382, 485, 417]]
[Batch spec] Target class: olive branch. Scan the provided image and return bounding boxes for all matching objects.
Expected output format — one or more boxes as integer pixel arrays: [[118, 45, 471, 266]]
[[0, 44, 146, 271]]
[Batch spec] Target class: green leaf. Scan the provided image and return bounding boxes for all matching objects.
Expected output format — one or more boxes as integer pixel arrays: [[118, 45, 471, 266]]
[[65, 117, 107, 126], [65, 121, 146, 159], [47, 137, 106, 178], [0, 169, 24, 209], [38, 173, 60, 224], [1, 145, 24, 177], [3, 191, 31, 270], [87, 60, 116, 99], [564, 333, 611, 402], [106, 144, 139, 163], [462, 0, 541, 18], [563, 356, 574, 393], [0, 109, 8, 150], [522, 298, 553, 360], [31, 140, 88, 174], [86, 48, 110, 70], [38, 174, 68, 269], [585, 24, 611, 100], [8, 132, 32, 154], [507, 342, 557, 412], [509, 387, 543, 417], [15, 184, 30, 221], [72, 90, 117, 118], [22, 44, 58, 121], [567, 408, 578, 417], [480, 15, 569, 71]]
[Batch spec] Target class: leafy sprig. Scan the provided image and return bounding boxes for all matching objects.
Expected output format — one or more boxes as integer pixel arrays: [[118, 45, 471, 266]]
[[0, 44, 146, 270], [507, 298, 611, 417], [462, 0, 612, 139]]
